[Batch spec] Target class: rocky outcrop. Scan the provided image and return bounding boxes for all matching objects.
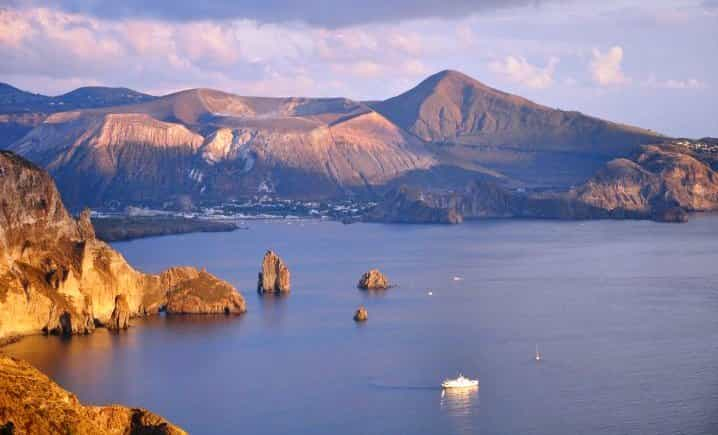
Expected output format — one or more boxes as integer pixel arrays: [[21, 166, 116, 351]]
[[257, 250, 291, 293], [366, 146, 718, 224], [0, 151, 246, 341], [92, 216, 238, 242], [107, 295, 130, 331], [365, 186, 463, 224], [77, 208, 96, 240], [353, 306, 368, 322], [570, 145, 718, 217], [166, 270, 246, 314], [358, 269, 390, 290], [0, 356, 186, 435]]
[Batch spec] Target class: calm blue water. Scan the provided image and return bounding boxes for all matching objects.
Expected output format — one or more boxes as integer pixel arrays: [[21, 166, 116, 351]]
[[5, 217, 718, 434]]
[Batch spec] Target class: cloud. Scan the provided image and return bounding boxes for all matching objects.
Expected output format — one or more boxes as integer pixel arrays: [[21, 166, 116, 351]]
[[0, 7, 437, 98], [642, 74, 706, 89], [590, 46, 629, 86], [12, 0, 547, 28], [489, 55, 559, 89]]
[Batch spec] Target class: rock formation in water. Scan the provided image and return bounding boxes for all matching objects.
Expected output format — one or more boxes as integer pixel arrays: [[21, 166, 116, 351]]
[[357, 269, 390, 290], [0, 151, 246, 341], [107, 295, 130, 331], [257, 250, 291, 293], [0, 356, 186, 434], [166, 270, 246, 314], [353, 306, 368, 322]]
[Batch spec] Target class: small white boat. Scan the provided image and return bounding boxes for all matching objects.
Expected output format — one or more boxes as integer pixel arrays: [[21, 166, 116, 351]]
[[452, 276, 463, 281], [535, 344, 542, 361], [441, 374, 479, 389]]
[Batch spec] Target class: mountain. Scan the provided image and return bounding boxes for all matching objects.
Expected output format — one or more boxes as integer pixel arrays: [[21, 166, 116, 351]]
[[0, 83, 155, 114], [372, 70, 663, 186], [9, 89, 435, 207], [1, 70, 701, 211], [0, 83, 156, 149], [0, 82, 49, 108], [55, 86, 155, 109]]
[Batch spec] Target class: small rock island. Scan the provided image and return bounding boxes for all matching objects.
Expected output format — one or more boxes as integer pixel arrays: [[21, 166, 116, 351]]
[[357, 269, 390, 290], [257, 250, 291, 293], [353, 306, 368, 322]]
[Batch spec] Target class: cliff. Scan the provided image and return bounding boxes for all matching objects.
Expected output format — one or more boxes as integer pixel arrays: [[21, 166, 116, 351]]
[[0, 356, 185, 434], [366, 146, 718, 224], [0, 151, 246, 341]]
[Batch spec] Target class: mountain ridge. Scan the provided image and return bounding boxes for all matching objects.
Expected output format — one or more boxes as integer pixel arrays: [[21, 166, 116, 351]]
[[2, 69, 699, 211]]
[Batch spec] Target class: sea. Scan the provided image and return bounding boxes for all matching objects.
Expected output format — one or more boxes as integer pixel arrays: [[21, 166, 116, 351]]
[[5, 216, 718, 434]]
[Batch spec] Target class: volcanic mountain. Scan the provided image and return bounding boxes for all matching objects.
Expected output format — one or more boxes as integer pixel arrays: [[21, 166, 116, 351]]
[[372, 70, 663, 186], [8, 88, 434, 206], [0, 83, 155, 148], [1, 70, 679, 209]]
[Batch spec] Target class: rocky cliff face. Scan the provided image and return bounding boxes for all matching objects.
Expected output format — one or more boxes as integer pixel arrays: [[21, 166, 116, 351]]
[[257, 250, 291, 293], [572, 145, 718, 216], [366, 146, 718, 224], [365, 186, 463, 224], [0, 151, 245, 341], [0, 356, 186, 435]]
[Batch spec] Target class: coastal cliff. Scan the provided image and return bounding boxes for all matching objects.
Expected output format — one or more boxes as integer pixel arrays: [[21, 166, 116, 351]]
[[0, 151, 246, 341], [366, 145, 718, 224], [0, 356, 186, 434]]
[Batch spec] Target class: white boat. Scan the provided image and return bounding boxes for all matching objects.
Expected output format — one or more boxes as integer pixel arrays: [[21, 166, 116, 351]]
[[441, 374, 479, 389], [535, 344, 542, 361]]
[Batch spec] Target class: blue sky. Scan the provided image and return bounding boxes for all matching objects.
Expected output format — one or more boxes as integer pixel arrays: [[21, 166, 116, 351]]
[[0, 0, 715, 137]]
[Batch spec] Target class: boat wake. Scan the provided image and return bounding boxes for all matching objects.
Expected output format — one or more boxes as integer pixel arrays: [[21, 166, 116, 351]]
[[368, 381, 439, 391]]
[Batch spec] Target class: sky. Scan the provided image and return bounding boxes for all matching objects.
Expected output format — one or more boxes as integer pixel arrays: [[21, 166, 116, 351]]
[[0, 0, 716, 137]]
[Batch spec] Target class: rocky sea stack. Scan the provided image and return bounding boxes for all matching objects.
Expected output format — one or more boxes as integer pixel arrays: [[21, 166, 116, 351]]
[[353, 306, 368, 322], [107, 295, 130, 331], [257, 250, 291, 293], [0, 356, 186, 434], [357, 269, 390, 290]]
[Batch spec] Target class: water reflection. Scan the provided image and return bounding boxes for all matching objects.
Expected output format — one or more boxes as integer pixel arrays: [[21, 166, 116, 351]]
[[257, 292, 289, 327], [440, 387, 479, 434]]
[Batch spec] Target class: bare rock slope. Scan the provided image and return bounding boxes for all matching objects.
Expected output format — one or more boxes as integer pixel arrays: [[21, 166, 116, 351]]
[[0, 356, 186, 435], [0, 151, 245, 341], [9, 89, 435, 206]]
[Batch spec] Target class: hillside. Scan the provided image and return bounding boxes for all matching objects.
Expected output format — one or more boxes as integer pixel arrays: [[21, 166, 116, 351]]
[[0, 83, 156, 148], [1, 70, 687, 209], [372, 70, 664, 186], [8, 88, 436, 206]]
